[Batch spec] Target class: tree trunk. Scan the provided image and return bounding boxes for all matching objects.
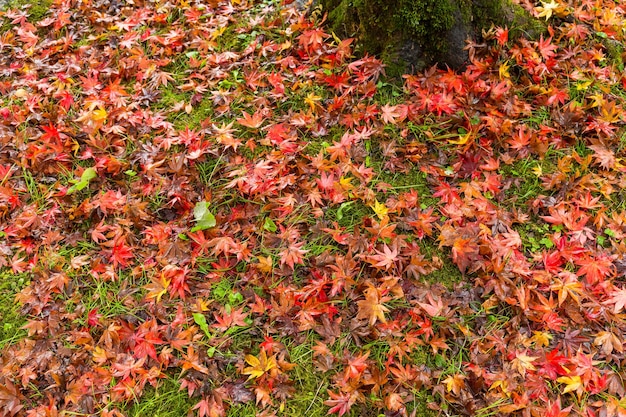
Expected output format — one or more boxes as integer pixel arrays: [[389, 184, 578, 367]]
[[320, 0, 545, 74]]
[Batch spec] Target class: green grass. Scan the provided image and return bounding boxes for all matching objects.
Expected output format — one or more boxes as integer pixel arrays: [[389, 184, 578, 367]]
[[0, 270, 29, 349], [418, 240, 464, 287], [124, 377, 195, 417]]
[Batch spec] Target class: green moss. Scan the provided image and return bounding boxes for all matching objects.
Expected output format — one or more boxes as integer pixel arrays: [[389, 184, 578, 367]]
[[395, 0, 456, 52], [322, 0, 545, 74], [508, 0, 547, 39], [603, 38, 624, 71], [4, 0, 53, 22]]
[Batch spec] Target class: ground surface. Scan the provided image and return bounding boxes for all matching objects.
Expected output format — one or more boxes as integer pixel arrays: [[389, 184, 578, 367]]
[[0, 0, 626, 416]]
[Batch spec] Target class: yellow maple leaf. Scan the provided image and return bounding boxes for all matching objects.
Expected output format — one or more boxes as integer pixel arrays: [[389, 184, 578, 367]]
[[370, 199, 388, 220], [529, 331, 552, 347], [448, 131, 474, 146], [443, 374, 466, 396], [92, 108, 108, 123], [557, 375, 583, 396], [339, 176, 354, 191], [535, 0, 560, 20], [243, 349, 277, 380], [499, 61, 511, 79], [489, 379, 510, 395], [304, 92, 322, 111]]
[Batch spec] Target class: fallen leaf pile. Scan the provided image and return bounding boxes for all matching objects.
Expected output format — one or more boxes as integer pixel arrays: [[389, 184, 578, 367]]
[[1, 0, 626, 416]]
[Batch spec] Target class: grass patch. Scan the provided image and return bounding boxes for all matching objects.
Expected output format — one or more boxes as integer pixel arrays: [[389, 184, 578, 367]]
[[418, 240, 464, 287], [0, 270, 29, 349], [497, 153, 558, 208], [375, 166, 438, 207], [124, 377, 195, 417], [324, 200, 371, 229]]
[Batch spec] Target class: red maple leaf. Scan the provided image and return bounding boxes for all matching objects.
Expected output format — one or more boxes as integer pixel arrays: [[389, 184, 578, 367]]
[[324, 390, 358, 416]]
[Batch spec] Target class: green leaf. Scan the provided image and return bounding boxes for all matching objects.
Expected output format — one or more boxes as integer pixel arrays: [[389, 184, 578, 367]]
[[263, 217, 277, 232], [604, 228, 616, 237], [207, 346, 216, 358], [81, 167, 97, 182], [539, 237, 554, 248], [336, 201, 353, 221], [191, 201, 216, 232], [228, 292, 243, 305], [193, 312, 211, 339], [67, 167, 97, 194]]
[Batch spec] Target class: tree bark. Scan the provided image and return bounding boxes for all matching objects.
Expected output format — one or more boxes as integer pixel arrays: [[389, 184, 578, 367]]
[[320, 0, 545, 74]]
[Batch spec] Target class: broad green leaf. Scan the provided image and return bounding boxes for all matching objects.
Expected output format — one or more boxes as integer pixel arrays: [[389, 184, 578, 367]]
[[191, 201, 216, 232], [263, 217, 277, 232], [193, 312, 211, 339], [67, 167, 97, 194]]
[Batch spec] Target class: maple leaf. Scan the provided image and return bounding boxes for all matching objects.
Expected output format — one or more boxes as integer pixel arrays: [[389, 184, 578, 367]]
[[342, 351, 369, 383], [442, 374, 466, 396], [604, 286, 626, 314], [356, 284, 389, 326], [192, 395, 225, 417], [535, 0, 560, 20], [237, 110, 264, 129], [511, 352, 538, 377], [453, 238, 480, 270], [243, 349, 278, 380], [417, 293, 447, 318], [278, 241, 309, 270], [556, 375, 583, 397], [370, 199, 389, 220], [575, 254, 614, 284], [110, 238, 134, 268], [544, 397, 573, 417], [594, 331, 623, 355], [550, 271, 584, 306], [379, 104, 406, 124], [324, 390, 358, 417], [588, 144, 616, 170], [0, 379, 24, 417], [304, 92, 322, 111], [213, 306, 249, 331], [367, 244, 398, 270], [144, 274, 170, 303], [538, 348, 569, 379], [298, 28, 328, 54]]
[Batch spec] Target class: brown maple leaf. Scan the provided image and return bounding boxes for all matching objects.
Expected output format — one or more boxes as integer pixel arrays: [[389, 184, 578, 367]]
[[356, 284, 389, 326]]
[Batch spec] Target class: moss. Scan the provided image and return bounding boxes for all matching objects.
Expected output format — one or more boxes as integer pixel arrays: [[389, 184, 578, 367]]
[[603, 38, 624, 70], [322, 0, 546, 74], [396, 0, 456, 52], [4, 0, 53, 22], [508, 0, 547, 39]]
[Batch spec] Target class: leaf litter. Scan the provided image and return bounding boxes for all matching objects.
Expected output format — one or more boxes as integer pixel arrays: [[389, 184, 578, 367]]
[[1, 0, 626, 416]]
